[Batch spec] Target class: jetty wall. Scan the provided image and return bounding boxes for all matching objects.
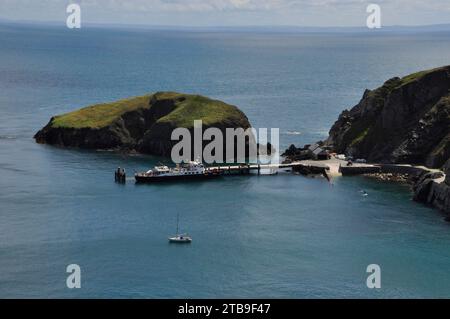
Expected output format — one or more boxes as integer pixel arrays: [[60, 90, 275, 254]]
[[339, 165, 381, 175], [379, 164, 428, 176]]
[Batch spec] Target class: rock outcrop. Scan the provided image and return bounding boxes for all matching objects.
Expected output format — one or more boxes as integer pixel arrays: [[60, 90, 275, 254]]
[[324, 66, 450, 214], [282, 144, 314, 162], [325, 66, 450, 169], [35, 92, 253, 158], [413, 159, 450, 214]]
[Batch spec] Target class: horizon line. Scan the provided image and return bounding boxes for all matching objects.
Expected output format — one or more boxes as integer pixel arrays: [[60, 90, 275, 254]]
[[1, 18, 450, 31]]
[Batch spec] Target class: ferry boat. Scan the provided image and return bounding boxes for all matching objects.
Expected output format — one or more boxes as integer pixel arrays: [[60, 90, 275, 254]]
[[135, 160, 222, 183]]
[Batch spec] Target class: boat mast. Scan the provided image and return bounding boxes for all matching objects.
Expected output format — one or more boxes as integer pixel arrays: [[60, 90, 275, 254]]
[[176, 213, 179, 235]]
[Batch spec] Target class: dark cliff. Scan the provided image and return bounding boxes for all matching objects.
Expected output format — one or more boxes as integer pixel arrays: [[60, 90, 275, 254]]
[[413, 158, 450, 214], [324, 66, 450, 213], [325, 66, 450, 169]]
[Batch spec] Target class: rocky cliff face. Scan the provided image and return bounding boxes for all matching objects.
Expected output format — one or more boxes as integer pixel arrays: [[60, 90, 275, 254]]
[[413, 159, 450, 214], [35, 92, 252, 158], [324, 66, 450, 214], [326, 66, 450, 169]]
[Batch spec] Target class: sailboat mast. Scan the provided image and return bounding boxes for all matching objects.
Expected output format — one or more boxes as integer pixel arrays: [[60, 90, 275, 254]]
[[176, 213, 179, 234]]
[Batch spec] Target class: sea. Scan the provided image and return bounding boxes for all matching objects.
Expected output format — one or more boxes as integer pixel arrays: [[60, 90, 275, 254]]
[[1, 23, 450, 298]]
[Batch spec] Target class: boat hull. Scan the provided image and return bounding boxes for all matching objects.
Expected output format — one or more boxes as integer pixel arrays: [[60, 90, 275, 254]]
[[135, 172, 222, 183], [168, 238, 192, 243]]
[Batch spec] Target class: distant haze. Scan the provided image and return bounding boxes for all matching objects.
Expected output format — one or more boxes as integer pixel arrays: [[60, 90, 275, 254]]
[[0, 0, 449, 27]]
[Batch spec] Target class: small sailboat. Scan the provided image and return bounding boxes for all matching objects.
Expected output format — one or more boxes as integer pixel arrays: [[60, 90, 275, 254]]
[[359, 190, 369, 197], [168, 213, 192, 243]]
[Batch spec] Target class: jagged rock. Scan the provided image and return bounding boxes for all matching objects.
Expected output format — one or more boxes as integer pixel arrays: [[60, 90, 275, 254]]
[[413, 174, 436, 202], [322, 65, 450, 214], [282, 144, 301, 157], [281, 144, 314, 162], [325, 66, 450, 169], [413, 163, 450, 214], [445, 159, 450, 185]]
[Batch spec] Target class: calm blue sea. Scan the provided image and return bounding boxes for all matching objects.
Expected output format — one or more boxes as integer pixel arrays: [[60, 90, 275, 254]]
[[1, 23, 450, 298]]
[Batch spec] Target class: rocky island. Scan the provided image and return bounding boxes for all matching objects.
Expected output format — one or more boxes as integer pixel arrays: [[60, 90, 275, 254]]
[[327, 65, 450, 214], [325, 65, 449, 169], [285, 65, 450, 214], [34, 91, 252, 157]]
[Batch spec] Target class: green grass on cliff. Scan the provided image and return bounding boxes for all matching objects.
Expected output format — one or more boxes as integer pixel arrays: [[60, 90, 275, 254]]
[[398, 65, 449, 88], [400, 70, 430, 86], [49, 92, 246, 129], [51, 95, 151, 129], [342, 66, 450, 156], [366, 66, 449, 103], [157, 94, 246, 128], [349, 127, 370, 147]]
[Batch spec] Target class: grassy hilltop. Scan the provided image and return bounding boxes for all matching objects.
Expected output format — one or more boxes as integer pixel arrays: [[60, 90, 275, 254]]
[[50, 92, 248, 130], [51, 95, 151, 129], [35, 92, 251, 156]]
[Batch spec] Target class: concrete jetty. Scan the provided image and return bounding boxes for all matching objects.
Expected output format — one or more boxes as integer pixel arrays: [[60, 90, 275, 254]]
[[119, 157, 445, 184]]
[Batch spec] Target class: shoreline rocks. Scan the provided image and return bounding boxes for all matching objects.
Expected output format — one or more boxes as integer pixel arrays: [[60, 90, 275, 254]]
[[363, 173, 411, 184], [281, 144, 312, 162], [412, 161, 450, 214]]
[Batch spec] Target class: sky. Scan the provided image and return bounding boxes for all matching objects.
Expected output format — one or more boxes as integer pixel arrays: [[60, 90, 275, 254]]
[[0, 0, 449, 27]]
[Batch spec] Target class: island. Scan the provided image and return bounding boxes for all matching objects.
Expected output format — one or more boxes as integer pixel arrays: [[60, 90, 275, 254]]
[[34, 91, 252, 157], [284, 65, 450, 214]]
